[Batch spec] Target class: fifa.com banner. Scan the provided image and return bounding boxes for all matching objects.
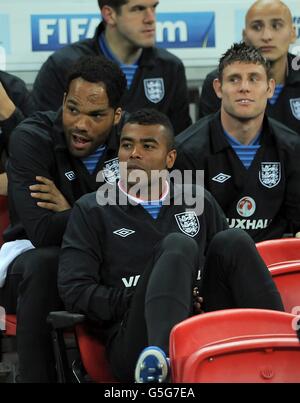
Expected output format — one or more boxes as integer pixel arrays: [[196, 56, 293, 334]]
[[31, 12, 215, 51], [0, 0, 299, 71]]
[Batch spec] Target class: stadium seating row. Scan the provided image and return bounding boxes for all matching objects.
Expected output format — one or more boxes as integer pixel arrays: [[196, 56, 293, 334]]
[[1, 196, 300, 383]]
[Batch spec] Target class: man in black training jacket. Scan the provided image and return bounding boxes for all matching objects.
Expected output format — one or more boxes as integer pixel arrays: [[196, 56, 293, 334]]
[[0, 55, 126, 382], [58, 108, 283, 383], [32, 0, 192, 135], [198, 0, 300, 135], [175, 43, 300, 242]]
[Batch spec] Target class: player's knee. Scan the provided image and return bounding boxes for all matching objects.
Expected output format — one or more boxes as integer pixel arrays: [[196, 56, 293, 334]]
[[20, 247, 60, 283], [161, 232, 198, 257], [210, 228, 254, 253]]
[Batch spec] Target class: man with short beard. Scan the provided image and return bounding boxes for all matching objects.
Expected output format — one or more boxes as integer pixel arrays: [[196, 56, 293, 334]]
[[0, 55, 126, 382], [198, 0, 300, 135]]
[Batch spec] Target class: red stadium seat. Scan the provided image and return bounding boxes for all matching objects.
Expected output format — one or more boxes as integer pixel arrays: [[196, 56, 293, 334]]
[[269, 261, 300, 314], [2, 314, 17, 337], [0, 196, 17, 382], [170, 309, 300, 383], [48, 311, 117, 383], [0, 195, 15, 337], [256, 238, 300, 267], [75, 323, 116, 383]]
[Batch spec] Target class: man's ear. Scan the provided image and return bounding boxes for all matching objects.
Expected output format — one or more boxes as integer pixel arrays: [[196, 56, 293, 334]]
[[114, 107, 122, 125], [213, 78, 223, 100], [290, 25, 297, 44], [166, 149, 177, 170], [101, 5, 117, 26], [62, 92, 67, 107], [267, 78, 276, 99]]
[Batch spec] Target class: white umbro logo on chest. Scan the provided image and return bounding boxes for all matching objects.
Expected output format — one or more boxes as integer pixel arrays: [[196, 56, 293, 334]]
[[113, 228, 136, 238], [212, 173, 231, 183], [65, 171, 76, 181]]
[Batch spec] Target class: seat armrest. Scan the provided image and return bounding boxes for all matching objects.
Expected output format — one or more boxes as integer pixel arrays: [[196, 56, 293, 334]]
[[47, 311, 86, 329]]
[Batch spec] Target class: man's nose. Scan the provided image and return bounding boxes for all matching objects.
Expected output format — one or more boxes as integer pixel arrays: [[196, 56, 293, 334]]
[[74, 115, 89, 131], [144, 7, 156, 23], [130, 145, 142, 158], [239, 79, 251, 92], [261, 26, 273, 42]]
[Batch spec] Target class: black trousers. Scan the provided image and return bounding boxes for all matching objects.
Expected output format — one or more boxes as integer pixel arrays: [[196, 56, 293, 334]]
[[0, 246, 62, 382], [108, 229, 284, 382], [0, 229, 283, 383]]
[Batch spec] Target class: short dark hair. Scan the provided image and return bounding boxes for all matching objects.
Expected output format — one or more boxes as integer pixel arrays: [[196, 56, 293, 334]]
[[218, 42, 272, 81], [66, 55, 127, 109], [98, 0, 128, 13], [123, 108, 175, 150]]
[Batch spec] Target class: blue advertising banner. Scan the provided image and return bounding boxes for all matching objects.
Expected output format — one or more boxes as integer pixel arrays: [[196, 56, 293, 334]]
[[293, 16, 300, 39], [156, 12, 215, 48], [31, 14, 99, 51], [31, 12, 215, 52]]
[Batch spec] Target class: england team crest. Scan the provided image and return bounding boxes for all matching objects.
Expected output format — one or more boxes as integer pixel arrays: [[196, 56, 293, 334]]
[[259, 162, 281, 188], [102, 158, 120, 184], [175, 212, 200, 237], [144, 78, 165, 104], [290, 98, 300, 120]]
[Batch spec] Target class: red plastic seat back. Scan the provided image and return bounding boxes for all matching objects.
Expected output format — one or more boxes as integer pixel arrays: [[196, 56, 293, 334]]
[[5, 314, 17, 336], [1, 314, 17, 336], [180, 336, 300, 383], [0, 195, 9, 246], [256, 238, 300, 267], [75, 324, 116, 383], [269, 261, 300, 314], [170, 309, 300, 383]]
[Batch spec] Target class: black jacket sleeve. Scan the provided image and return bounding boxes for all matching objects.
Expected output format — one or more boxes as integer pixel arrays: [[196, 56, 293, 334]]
[[0, 73, 36, 153], [283, 139, 300, 235], [1, 108, 27, 153], [204, 189, 228, 246], [168, 60, 192, 134], [58, 200, 130, 323], [32, 55, 67, 112], [8, 125, 71, 246], [198, 69, 221, 118]]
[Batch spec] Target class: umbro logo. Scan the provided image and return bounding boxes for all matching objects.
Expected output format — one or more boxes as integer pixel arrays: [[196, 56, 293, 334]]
[[113, 228, 135, 238], [212, 173, 231, 183], [65, 171, 76, 181]]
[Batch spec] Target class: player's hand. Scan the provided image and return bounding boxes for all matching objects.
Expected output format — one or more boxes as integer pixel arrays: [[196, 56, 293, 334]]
[[29, 176, 71, 212], [0, 82, 16, 121], [193, 287, 204, 314]]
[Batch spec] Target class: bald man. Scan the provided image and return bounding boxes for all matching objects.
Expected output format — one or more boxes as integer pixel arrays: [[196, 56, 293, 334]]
[[197, 0, 300, 135]]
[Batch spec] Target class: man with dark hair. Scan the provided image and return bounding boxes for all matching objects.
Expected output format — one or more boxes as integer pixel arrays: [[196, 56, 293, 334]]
[[175, 42, 300, 242], [217, 42, 272, 81], [0, 72, 35, 195], [32, 0, 192, 135], [198, 0, 300, 135], [0, 55, 127, 382], [58, 107, 283, 383]]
